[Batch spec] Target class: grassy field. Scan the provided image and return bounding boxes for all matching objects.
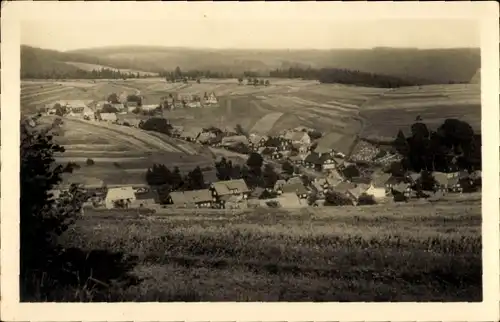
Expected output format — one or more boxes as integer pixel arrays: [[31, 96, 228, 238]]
[[41, 195, 482, 302], [359, 84, 481, 139]]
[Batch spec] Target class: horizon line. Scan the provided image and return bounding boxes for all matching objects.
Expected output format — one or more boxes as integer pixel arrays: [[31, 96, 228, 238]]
[[21, 44, 481, 53]]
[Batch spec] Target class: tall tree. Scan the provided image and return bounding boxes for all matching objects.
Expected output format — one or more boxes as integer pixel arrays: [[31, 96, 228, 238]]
[[20, 117, 87, 295]]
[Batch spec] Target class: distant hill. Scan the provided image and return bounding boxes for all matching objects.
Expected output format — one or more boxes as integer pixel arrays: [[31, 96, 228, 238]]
[[22, 45, 480, 84], [21, 46, 157, 78]]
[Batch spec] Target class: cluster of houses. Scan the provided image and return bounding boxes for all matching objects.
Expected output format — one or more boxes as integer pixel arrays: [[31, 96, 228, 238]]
[[72, 163, 481, 211], [42, 91, 220, 124], [161, 92, 219, 110]]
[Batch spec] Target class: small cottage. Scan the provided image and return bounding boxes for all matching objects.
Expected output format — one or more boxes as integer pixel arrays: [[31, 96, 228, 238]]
[[281, 182, 308, 200], [367, 172, 392, 199], [180, 127, 202, 142], [221, 135, 249, 148], [105, 187, 136, 209], [210, 179, 250, 201], [99, 112, 118, 123], [134, 190, 160, 207], [273, 179, 287, 194]]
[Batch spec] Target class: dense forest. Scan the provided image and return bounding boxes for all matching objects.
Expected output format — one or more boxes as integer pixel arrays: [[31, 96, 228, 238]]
[[22, 67, 148, 80]]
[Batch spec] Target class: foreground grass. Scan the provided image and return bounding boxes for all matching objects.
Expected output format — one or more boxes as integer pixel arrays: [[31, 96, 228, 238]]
[[26, 198, 481, 302]]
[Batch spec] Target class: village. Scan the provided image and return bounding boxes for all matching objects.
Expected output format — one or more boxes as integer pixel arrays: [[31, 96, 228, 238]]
[[39, 89, 482, 213]]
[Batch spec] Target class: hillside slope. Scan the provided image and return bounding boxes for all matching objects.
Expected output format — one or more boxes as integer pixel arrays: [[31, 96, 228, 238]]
[[69, 46, 480, 84], [22, 45, 480, 84]]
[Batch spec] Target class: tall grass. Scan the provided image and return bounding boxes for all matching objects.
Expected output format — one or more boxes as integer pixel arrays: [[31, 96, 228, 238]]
[[40, 200, 483, 302]]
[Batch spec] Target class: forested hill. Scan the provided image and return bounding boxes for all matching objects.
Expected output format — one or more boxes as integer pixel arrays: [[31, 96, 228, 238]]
[[22, 45, 480, 84]]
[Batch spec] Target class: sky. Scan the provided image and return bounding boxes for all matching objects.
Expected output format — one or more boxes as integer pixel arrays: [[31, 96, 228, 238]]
[[21, 19, 480, 52]]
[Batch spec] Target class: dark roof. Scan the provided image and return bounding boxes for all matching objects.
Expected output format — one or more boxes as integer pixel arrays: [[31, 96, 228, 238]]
[[304, 152, 321, 164], [351, 177, 371, 184], [135, 190, 160, 202]]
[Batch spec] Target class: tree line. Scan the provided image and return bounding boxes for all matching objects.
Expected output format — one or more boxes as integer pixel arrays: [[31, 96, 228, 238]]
[[22, 67, 154, 80], [391, 117, 481, 174], [269, 67, 431, 88]]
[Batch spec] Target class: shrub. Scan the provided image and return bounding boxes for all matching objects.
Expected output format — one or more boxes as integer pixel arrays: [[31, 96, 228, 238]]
[[266, 200, 280, 208], [86, 158, 95, 166], [325, 191, 352, 206], [357, 193, 376, 206]]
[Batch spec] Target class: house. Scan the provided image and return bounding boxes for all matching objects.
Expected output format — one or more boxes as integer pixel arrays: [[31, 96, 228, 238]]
[[283, 130, 311, 146], [219, 195, 247, 209], [99, 113, 117, 123], [391, 182, 411, 198], [249, 134, 267, 150], [432, 171, 449, 192], [281, 182, 308, 200], [168, 189, 213, 208], [406, 172, 422, 185], [133, 190, 160, 207], [119, 117, 141, 128], [304, 152, 321, 169], [385, 175, 404, 192], [313, 177, 337, 195], [82, 107, 95, 120], [331, 182, 357, 204], [126, 101, 139, 111], [142, 104, 158, 111], [112, 103, 125, 111], [210, 179, 250, 201], [105, 187, 136, 209], [170, 125, 184, 138], [447, 177, 463, 193], [346, 184, 370, 205], [197, 132, 216, 144], [205, 92, 218, 105], [62, 100, 88, 114], [180, 127, 202, 142], [367, 172, 392, 198], [221, 135, 249, 148], [292, 142, 309, 155], [288, 154, 306, 165], [276, 192, 304, 208], [273, 179, 286, 194], [319, 153, 338, 171]]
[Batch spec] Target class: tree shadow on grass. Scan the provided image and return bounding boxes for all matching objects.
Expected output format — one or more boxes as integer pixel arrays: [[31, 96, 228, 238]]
[[21, 247, 140, 302]]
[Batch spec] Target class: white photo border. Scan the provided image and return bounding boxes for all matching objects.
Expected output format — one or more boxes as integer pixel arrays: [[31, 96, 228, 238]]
[[1, 2, 499, 321]]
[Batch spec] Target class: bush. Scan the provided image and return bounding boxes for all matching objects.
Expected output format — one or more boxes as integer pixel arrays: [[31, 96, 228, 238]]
[[86, 158, 95, 166], [325, 191, 352, 206], [357, 193, 376, 206]]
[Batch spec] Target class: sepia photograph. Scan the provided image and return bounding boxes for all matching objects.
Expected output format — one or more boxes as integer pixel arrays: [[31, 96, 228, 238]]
[[1, 2, 499, 322]]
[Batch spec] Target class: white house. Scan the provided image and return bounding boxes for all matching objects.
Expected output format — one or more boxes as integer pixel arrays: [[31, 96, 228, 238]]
[[99, 113, 117, 122], [283, 131, 311, 146], [82, 107, 95, 119], [105, 187, 136, 209]]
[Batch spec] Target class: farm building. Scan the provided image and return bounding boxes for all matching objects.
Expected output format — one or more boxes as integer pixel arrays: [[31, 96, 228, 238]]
[[210, 179, 250, 200], [368, 172, 392, 198], [219, 195, 248, 209], [292, 142, 309, 155], [118, 117, 141, 127], [447, 177, 463, 193], [134, 190, 160, 207], [168, 189, 213, 208], [180, 127, 202, 142], [112, 103, 125, 111], [221, 135, 249, 148], [273, 179, 286, 194], [56, 100, 88, 114], [319, 153, 338, 171], [281, 181, 308, 200], [288, 154, 306, 165], [99, 113, 117, 123], [432, 171, 449, 192], [276, 192, 305, 208], [105, 187, 136, 209], [406, 172, 422, 185], [170, 125, 184, 138], [391, 182, 411, 199], [384, 175, 403, 192], [282, 130, 311, 146], [142, 104, 158, 111], [197, 132, 217, 144], [304, 152, 321, 169], [249, 134, 267, 150], [347, 184, 371, 205], [82, 106, 95, 119], [126, 101, 139, 111]]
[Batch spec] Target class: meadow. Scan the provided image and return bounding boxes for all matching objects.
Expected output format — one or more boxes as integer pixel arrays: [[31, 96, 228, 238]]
[[39, 195, 482, 302]]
